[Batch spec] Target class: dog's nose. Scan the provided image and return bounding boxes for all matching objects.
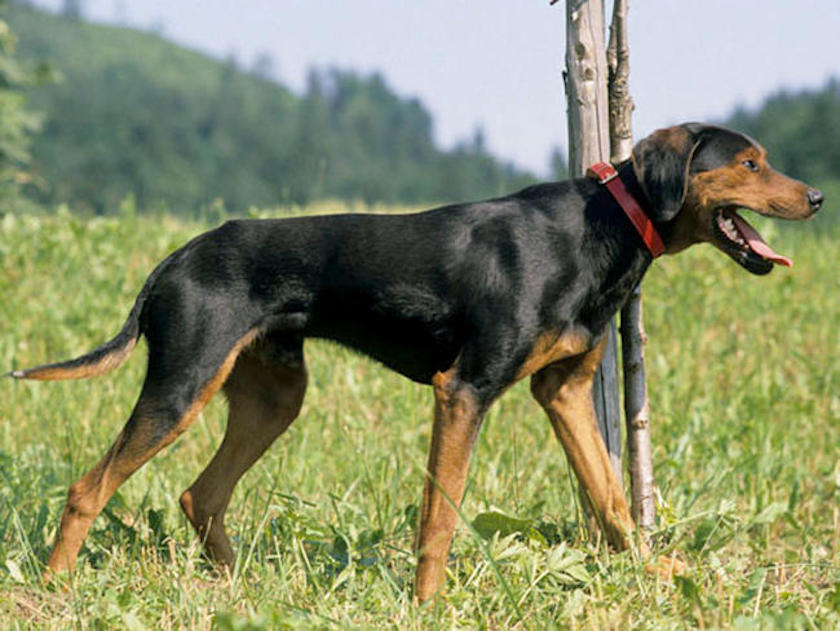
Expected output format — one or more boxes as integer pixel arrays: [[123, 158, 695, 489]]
[[807, 188, 824, 210]]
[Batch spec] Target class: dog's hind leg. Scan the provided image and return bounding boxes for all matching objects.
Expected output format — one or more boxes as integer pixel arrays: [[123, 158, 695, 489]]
[[45, 328, 261, 579], [179, 334, 307, 570]]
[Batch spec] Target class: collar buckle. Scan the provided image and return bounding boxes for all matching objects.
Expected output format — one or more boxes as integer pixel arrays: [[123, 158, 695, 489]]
[[586, 162, 619, 185]]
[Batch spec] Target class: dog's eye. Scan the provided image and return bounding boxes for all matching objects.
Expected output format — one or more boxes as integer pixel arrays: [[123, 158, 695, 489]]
[[741, 159, 759, 172]]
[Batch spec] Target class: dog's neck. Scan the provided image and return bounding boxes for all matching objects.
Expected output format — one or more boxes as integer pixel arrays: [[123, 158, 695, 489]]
[[575, 167, 654, 336]]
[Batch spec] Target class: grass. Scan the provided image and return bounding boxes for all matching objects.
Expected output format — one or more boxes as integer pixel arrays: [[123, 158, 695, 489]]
[[0, 204, 838, 629]]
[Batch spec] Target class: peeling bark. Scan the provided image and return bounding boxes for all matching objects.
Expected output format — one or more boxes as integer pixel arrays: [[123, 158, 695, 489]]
[[607, 0, 656, 530], [563, 0, 622, 488]]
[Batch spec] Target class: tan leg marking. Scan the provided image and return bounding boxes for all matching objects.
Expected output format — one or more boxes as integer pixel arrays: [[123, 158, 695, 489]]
[[45, 329, 261, 578], [530, 338, 641, 553], [532, 341, 688, 577], [180, 349, 307, 569], [414, 367, 482, 603], [514, 329, 591, 382]]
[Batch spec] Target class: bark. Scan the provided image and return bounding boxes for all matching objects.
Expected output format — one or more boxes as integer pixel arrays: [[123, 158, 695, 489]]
[[563, 0, 622, 486], [564, 0, 610, 177], [607, 0, 656, 530], [606, 0, 633, 164], [619, 285, 656, 528]]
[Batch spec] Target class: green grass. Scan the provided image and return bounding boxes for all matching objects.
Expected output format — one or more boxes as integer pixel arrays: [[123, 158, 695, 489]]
[[0, 205, 838, 629]]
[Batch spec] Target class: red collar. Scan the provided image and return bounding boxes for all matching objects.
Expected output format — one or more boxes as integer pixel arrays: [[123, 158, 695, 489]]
[[586, 162, 665, 258]]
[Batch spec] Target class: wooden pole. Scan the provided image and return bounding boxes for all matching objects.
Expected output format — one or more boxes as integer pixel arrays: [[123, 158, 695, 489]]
[[607, 0, 656, 530], [563, 0, 623, 486]]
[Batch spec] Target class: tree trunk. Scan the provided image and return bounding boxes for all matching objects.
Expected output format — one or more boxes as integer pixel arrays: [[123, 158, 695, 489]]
[[618, 285, 656, 529], [606, 0, 633, 162], [564, 0, 610, 175], [563, 0, 623, 488], [607, 0, 656, 530]]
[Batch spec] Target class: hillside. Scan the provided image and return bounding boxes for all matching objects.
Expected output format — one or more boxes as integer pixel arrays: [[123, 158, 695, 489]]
[[6, 5, 838, 218], [727, 79, 840, 185], [6, 4, 534, 213]]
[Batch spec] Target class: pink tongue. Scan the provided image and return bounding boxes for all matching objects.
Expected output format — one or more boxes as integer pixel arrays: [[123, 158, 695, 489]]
[[731, 214, 793, 267]]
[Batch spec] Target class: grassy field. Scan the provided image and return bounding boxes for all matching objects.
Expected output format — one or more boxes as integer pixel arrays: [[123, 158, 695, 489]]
[[0, 205, 838, 629]]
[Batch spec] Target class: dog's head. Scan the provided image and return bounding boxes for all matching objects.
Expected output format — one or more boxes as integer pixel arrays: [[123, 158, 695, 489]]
[[632, 122, 823, 274]]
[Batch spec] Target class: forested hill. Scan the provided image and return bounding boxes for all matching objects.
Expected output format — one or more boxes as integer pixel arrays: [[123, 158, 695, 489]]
[[727, 80, 840, 186], [7, 4, 534, 214], [7, 4, 839, 216]]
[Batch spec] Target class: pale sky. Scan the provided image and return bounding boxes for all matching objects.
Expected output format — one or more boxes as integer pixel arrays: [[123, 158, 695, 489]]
[[32, 0, 840, 175]]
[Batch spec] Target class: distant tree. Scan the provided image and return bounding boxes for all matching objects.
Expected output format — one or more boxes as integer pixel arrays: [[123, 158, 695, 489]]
[[0, 1, 45, 208], [548, 146, 568, 180], [61, 0, 82, 20], [286, 70, 331, 204], [113, 0, 127, 25], [470, 127, 486, 153], [148, 18, 164, 36], [250, 51, 275, 82]]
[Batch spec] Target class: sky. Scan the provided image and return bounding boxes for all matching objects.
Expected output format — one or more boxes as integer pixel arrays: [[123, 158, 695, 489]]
[[32, 0, 840, 176]]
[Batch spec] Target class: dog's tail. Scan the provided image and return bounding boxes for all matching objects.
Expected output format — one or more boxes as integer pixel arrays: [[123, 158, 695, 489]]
[[8, 251, 175, 381], [10, 316, 140, 381]]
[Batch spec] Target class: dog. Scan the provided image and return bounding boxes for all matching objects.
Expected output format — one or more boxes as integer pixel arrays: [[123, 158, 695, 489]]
[[10, 123, 822, 601]]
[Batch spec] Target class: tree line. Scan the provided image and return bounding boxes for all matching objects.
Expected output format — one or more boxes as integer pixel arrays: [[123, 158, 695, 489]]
[[1, 2, 838, 216], [6, 3, 535, 214]]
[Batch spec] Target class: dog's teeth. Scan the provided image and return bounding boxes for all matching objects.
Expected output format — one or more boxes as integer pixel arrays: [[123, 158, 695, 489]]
[[720, 217, 743, 244]]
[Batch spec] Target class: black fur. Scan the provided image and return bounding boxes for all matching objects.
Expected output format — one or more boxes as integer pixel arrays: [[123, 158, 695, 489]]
[[138, 178, 649, 407]]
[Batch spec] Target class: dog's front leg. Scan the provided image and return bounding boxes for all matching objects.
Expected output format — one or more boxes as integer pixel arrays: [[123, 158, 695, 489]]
[[414, 368, 484, 603], [529, 339, 642, 554]]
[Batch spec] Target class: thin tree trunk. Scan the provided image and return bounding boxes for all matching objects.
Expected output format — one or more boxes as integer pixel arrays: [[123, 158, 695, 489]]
[[564, 0, 610, 175], [563, 0, 623, 489], [607, 0, 633, 162], [607, 0, 656, 530], [619, 285, 656, 528]]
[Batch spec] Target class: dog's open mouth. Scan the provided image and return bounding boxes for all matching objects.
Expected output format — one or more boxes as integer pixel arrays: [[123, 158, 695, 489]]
[[713, 208, 792, 275]]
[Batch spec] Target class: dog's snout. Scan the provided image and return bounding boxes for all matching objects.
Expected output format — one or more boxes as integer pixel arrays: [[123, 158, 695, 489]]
[[807, 188, 824, 211]]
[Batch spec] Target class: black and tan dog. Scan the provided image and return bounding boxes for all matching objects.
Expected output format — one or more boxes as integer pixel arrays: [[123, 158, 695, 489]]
[[10, 123, 822, 601]]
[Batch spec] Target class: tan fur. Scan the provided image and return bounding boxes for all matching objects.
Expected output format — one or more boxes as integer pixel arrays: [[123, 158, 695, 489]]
[[514, 329, 591, 381], [180, 345, 308, 568], [414, 366, 483, 603], [21, 338, 137, 381], [529, 339, 639, 549], [665, 146, 814, 255], [46, 328, 261, 578]]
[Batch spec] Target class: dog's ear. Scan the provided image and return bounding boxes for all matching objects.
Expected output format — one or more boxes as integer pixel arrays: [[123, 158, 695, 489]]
[[632, 124, 703, 222]]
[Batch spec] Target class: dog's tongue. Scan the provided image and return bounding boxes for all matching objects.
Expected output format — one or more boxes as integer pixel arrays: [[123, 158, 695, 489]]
[[731, 214, 793, 267]]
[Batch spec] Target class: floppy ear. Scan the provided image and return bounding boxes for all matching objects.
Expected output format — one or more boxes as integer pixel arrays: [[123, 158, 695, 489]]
[[631, 125, 702, 222]]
